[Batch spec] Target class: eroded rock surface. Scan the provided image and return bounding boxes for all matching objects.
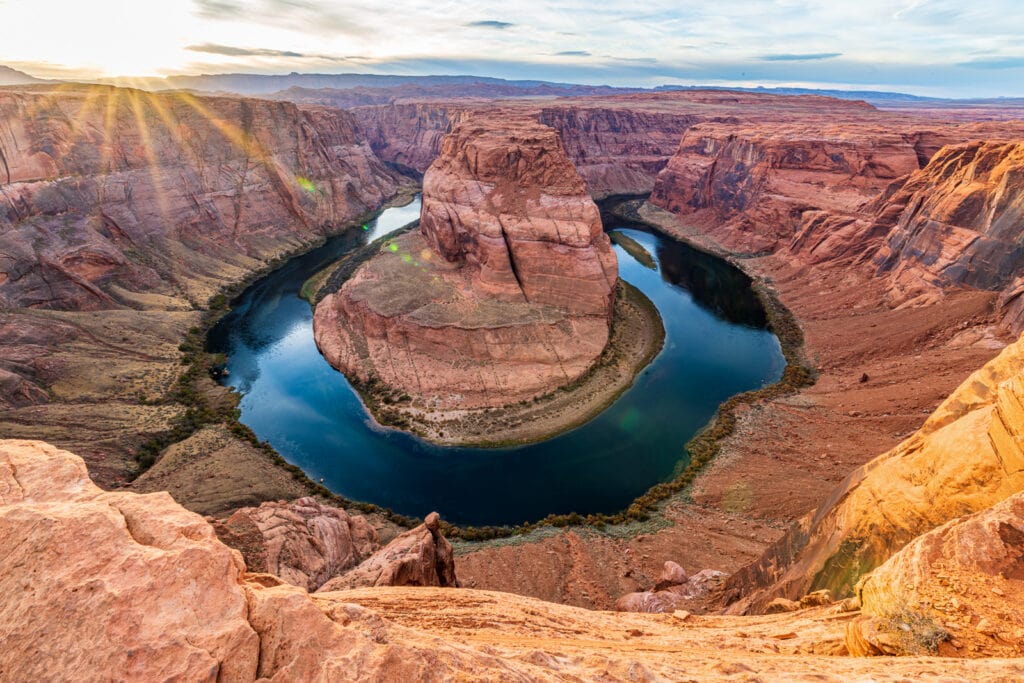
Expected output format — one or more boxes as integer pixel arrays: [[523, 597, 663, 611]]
[[214, 497, 379, 591], [318, 511, 456, 591], [314, 116, 618, 408], [874, 142, 1024, 313], [725, 333, 1024, 613], [7, 438, 1024, 680], [848, 491, 1024, 657], [0, 439, 260, 681]]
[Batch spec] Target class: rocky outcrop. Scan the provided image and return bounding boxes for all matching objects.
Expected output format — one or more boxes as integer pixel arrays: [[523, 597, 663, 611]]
[[873, 142, 1024, 314], [848, 491, 1024, 657], [650, 123, 921, 252], [0, 85, 400, 312], [725, 334, 1024, 613], [417, 117, 617, 315], [615, 561, 726, 614], [214, 497, 379, 591], [318, 511, 456, 591], [314, 116, 618, 409], [7, 438, 1024, 681], [0, 439, 260, 680]]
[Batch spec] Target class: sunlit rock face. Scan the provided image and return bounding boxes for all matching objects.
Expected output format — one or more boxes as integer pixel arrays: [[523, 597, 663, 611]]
[[314, 116, 618, 409], [724, 334, 1024, 614], [0, 85, 401, 312], [848, 490, 1024, 658]]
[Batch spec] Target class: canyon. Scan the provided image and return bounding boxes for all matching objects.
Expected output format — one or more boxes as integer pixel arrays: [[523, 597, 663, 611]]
[[2, 79, 1024, 679]]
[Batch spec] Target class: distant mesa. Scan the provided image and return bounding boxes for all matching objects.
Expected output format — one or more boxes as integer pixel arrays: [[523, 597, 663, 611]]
[[313, 115, 618, 410]]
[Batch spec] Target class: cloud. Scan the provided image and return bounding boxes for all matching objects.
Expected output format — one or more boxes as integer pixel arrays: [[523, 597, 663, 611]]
[[193, 0, 365, 36], [554, 51, 591, 57], [465, 20, 514, 30], [760, 52, 842, 62], [958, 56, 1024, 69], [187, 43, 304, 58]]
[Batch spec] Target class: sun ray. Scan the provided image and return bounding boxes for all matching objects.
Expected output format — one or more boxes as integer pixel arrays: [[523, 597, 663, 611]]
[[97, 87, 122, 175], [126, 89, 172, 229]]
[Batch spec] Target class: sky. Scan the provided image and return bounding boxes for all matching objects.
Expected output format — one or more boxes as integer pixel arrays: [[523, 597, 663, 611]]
[[1, 0, 1023, 97]]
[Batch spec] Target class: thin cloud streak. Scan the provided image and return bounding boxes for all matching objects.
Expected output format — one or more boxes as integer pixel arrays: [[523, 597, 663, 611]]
[[760, 53, 842, 62]]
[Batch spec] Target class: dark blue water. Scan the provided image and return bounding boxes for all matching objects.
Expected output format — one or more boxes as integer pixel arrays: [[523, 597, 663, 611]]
[[208, 197, 785, 526]]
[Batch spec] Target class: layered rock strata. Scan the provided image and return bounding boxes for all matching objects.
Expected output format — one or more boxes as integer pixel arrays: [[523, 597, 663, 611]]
[[0, 84, 404, 484], [848, 490, 1024, 657], [649, 123, 923, 253], [314, 117, 618, 409], [725, 333, 1024, 613], [0, 85, 400, 312], [874, 142, 1024, 308]]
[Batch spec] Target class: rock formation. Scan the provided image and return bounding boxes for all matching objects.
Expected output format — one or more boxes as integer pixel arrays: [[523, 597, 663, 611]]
[[9, 439, 1024, 680], [725, 333, 1024, 613], [318, 512, 457, 591], [0, 84, 406, 484], [314, 116, 618, 408], [873, 142, 1024, 313], [0, 85, 400, 312], [214, 497, 379, 591], [615, 562, 727, 614], [848, 491, 1024, 657], [649, 123, 922, 252]]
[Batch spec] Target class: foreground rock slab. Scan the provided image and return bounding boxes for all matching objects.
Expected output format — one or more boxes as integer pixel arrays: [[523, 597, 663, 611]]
[[5, 439, 1024, 681]]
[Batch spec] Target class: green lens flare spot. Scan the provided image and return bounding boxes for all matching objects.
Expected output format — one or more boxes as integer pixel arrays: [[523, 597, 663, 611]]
[[401, 254, 413, 263], [296, 177, 316, 193], [362, 224, 369, 231], [387, 242, 399, 252]]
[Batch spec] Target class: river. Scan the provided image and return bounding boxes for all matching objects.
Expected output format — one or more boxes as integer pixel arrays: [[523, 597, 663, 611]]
[[208, 196, 785, 526]]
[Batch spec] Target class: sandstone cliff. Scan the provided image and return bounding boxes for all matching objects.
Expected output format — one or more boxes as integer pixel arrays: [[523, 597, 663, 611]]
[[0, 85, 400, 312], [0, 84, 403, 483], [354, 98, 705, 197], [314, 116, 618, 409], [873, 142, 1024, 313], [6, 438, 1024, 680], [649, 123, 923, 253], [725, 333, 1024, 613], [848, 490, 1024, 657]]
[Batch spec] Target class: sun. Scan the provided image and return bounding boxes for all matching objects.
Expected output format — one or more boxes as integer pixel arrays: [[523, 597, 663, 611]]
[[0, 0, 201, 78]]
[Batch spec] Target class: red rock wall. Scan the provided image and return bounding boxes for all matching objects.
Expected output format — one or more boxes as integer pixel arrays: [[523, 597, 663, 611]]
[[0, 86, 402, 311], [874, 141, 1024, 303], [650, 124, 922, 252], [419, 116, 618, 316]]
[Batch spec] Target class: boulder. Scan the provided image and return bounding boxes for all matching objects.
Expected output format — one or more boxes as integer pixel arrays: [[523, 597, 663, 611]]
[[214, 497, 379, 591], [318, 512, 457, 591]]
